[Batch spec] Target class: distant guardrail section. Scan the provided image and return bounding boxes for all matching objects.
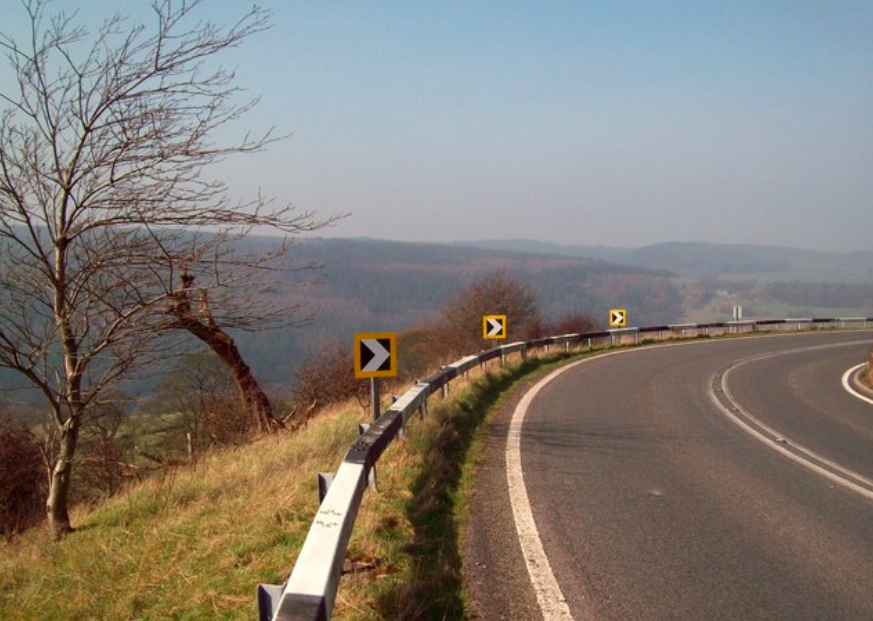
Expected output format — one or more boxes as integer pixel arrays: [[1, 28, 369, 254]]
[[257, 316, 873, 621]]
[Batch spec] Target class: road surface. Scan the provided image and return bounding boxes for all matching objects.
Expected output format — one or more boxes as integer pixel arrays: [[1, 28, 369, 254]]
[[466, 330, 873, 621]]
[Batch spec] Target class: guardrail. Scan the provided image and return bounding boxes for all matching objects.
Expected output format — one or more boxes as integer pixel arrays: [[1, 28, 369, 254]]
[[257, 316, 873, 621]]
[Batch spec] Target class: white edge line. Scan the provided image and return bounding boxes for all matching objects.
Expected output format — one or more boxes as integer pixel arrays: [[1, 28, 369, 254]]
[[709, 369, 873, 502], [506, 360, 584, 621], [505, 347, 639, 621], [503, 332, 871, 621], [842, 363, 873, 407]]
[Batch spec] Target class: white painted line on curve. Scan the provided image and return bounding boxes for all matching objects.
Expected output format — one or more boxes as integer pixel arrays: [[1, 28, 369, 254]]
[[504, 330, 871, 621], [709, 351, 873, 502], [507, 360, 589, 621], [842, 363, 873, 407]]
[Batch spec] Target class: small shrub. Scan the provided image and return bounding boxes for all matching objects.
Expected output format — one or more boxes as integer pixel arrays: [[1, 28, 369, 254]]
[[549, 311, 599, 335], [398, 325, 456, 379], [291, 344, 370, 421], [0, 419, 46, 538], [440, 270, 543, 353], [76, 395, 135, 501]]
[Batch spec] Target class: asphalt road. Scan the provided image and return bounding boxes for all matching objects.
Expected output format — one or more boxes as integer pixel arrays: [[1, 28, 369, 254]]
[[466, 330, 873, 621]]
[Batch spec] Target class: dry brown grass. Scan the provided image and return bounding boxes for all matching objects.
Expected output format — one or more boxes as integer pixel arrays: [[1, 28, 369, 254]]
[[0, 401, 380, 620], [0, 345, 558, 621]]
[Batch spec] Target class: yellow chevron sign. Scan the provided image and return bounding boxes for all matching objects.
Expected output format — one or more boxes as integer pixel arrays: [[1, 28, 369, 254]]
[[609, 309, 627, 327], [483, 315, 507, 339], [354, 332, 398, 378]]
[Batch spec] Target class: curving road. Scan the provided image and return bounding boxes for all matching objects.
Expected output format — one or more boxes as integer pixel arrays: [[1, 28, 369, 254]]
[[466, 330, 873, 621]]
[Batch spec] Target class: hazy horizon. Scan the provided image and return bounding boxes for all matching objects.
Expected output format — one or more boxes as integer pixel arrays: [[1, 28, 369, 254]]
[[2, 1, 872, 253], [313, 234, 873, 255]]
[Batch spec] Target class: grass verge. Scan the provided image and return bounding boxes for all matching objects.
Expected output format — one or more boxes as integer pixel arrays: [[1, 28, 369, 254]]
[[364, 352, 580, 620], [0, 351, 580, 621]]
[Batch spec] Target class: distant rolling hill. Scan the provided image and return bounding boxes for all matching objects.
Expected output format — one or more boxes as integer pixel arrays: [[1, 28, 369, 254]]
[[240, 237, 683, 382], [456, 239, 873, 282]]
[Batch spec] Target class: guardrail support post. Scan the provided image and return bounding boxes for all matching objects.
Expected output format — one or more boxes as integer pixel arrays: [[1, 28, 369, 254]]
[[358, 423, 377, 490], [256, 584, 283, 621], [501, 351, 506, 366], [392, 395, 405, 438], [318, 472, 335, 504], [587, 337, 591, 349], [370, 378, 380, 422], [564, 341, 570, 353]]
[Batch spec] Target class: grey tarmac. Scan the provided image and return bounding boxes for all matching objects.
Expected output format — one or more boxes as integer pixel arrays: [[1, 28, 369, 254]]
[[467, 331, 873, 621]]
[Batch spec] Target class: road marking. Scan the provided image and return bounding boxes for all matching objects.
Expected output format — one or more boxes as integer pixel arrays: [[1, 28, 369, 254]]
[[507, 361, 584, 621], [842, 363, 873, 407], [504, 331, 872, 620], [709, 345, 873, 502]]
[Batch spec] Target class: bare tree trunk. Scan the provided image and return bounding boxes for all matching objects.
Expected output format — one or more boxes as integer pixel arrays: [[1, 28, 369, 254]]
[[191, 322, 278, 433], [170, 276, 282, 433], [46, 423, 78, 539]]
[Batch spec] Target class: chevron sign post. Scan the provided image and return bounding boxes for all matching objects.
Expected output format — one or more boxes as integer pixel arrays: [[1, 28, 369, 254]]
[[483, 315, 507, 339], [354, 332, 398, 421]]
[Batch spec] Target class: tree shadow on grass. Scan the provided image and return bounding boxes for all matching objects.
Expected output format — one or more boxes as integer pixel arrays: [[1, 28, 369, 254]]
[[376, 353, 574, 620]]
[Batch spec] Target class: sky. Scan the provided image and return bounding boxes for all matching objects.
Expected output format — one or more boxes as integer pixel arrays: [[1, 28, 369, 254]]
[[2, 0, 872, 252]]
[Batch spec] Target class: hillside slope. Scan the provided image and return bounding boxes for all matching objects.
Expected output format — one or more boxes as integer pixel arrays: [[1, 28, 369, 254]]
[[457, 239, 873, 282], [0, 404, 395, 620]]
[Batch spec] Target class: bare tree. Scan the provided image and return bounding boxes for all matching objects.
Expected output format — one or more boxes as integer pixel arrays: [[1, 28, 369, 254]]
[[0, 0, 336, 538], [550, 311, 599, 336], [167, 272, 284, 433], [155, 350, 246, 460], [76, 392, 133, 498], [441, 271, 542, 354]]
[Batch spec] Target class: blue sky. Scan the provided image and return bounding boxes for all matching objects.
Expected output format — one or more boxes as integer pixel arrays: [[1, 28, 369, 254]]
[[2, 1, 872, 251]]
